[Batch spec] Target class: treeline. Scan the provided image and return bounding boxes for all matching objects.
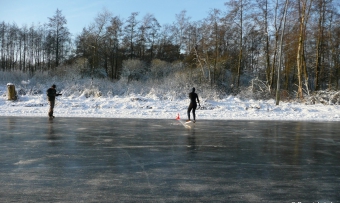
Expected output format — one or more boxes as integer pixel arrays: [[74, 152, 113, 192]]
[[0, 9, 72, 73], [1, 0, 340, 100]]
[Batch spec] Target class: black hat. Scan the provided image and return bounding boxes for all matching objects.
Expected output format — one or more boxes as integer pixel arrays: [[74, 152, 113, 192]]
[[192, 87, 195, 92], [52, 84, 56, 88]]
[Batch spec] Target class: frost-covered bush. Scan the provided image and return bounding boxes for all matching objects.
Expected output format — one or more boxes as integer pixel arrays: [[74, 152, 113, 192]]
[[121, 59, 148, 82], [0, 61, 261, 103], [307, 91, 340, 105], [0, 71, 52, 97], [0, 70, 32, 85], [150, 59, 186, 81], [150, 59, 169, 79], [238, 78, 272, 100], [81, 88, 102, 98]]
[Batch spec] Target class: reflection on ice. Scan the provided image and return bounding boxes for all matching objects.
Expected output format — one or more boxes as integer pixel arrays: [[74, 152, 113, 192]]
[[0, 117, 340, 202]]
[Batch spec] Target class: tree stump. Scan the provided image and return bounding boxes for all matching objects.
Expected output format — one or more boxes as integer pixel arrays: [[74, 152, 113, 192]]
[[7, 83, 17, 100]]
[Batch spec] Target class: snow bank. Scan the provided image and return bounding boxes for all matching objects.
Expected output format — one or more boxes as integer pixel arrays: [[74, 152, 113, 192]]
[[1, 85, 340, 121]]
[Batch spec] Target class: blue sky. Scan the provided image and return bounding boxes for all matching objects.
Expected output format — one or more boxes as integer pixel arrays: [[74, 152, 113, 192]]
[[0, 0, 226, 36]]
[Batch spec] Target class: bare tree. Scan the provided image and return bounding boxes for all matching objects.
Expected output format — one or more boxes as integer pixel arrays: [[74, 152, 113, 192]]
[[147, 15, 161, 60], [137, 13, 159, 60], [296, 0, 312, 99], [155, 24, 180, 62], [276, 0, 289, 105], [224, 0, 251, 89], [205, 9, 223, 85], [258, 0, 271, 87], [48, 9, 70, 68], [329, 1, 340, 90], [124, 12, 139, 59], [107, 16, 123, 79], [0, 22, 5, 70], [314, 0, 327, 91], [172, 10, 190, 58]]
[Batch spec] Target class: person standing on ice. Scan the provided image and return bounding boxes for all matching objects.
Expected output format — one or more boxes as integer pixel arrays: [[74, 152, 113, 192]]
[[47, 84, 62, 118], [187, 87, 200, 123]]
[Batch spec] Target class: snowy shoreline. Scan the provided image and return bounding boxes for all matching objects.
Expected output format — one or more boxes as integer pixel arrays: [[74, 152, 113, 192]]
[[1, 94, 340, 122]]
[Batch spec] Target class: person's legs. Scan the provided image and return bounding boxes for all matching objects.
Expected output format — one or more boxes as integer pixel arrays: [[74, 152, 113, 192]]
[[48, 100, 55, 117], [192, 104, 197, 121], [187, 103, 193, 120]]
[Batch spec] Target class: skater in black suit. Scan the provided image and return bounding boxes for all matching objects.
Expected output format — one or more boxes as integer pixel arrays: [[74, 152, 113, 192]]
[[187, 87, 200, 122]]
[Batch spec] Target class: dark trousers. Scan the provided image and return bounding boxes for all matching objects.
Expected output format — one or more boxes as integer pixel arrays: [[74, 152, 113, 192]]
[[187, 103, 197, 120], [48, 100, 55, 117]]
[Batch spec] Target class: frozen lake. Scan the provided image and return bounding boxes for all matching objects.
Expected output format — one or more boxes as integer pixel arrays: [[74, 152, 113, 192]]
[[0, 117, 339, 202]]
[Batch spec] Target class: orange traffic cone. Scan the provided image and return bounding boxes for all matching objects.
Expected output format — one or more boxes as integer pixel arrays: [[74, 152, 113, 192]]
[[176, 113, 180, 120]]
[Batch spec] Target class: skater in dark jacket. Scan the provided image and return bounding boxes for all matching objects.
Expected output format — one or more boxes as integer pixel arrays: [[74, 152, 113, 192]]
[[187, 87, 200, 122], [47, 84, 62, 118]]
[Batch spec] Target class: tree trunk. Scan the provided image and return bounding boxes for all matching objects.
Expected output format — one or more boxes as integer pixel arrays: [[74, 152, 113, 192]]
[[297, 28, 304, 99], [265, 0, 271, 89], [276, 0, 289, 105], [315, 0, 325, 91], [296, 0, 312, 100], [236, 0, 243, 89]]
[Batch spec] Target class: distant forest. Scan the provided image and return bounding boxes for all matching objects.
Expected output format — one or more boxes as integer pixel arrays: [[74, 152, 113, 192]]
[[1, 0, 340, 101]]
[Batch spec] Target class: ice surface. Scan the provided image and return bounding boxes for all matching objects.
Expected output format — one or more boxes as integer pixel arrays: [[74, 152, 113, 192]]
[[0, 117, 339, 202]]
